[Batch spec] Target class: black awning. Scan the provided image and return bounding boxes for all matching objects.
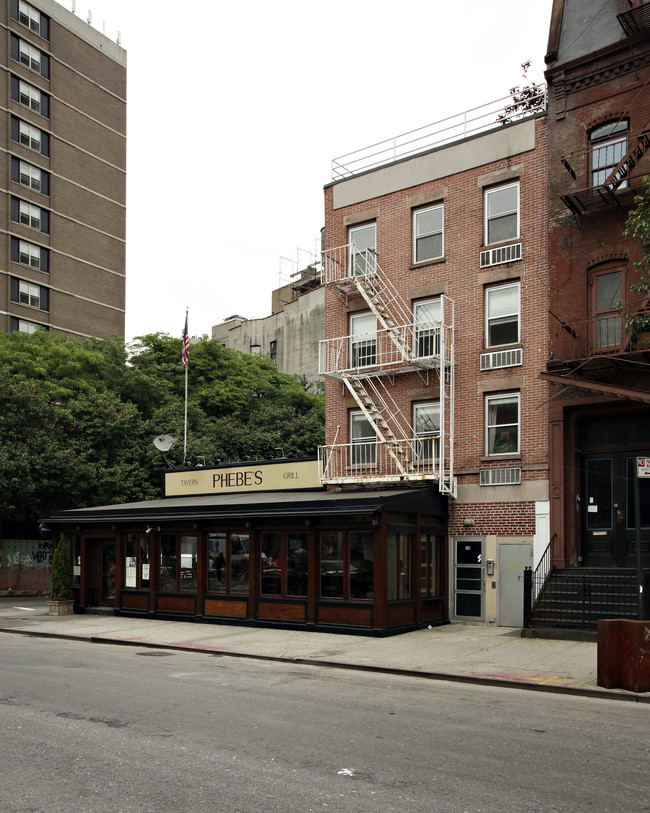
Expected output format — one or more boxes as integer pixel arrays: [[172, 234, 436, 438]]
[[46, 486, 447, 526]]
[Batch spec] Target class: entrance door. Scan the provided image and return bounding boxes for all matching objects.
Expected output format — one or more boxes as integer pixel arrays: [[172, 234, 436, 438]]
[[498, 542, 533, 627], [582, 452, 650, 567], [454, 538, 484, 619], [100, 539, 116, 605]]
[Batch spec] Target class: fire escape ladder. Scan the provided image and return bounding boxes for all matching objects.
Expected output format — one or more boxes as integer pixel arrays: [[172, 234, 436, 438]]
[[341, 373, 415, 476], [604, 125, 650, 191]]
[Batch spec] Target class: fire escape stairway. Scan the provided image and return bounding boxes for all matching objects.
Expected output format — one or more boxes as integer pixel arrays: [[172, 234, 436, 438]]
[[320, 243, 455, 493], [340, 373, 415, 477]]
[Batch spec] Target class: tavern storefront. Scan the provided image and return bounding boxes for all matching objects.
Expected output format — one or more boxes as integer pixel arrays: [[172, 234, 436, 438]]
[[47, 458, 449, 635]]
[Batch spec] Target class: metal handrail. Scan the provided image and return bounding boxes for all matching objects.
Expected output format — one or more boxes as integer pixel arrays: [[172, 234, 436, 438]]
[[331, 91, 547, 180]]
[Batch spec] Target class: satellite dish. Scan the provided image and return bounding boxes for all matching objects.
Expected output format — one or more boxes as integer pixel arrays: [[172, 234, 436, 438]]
[[154, 434, 177, 453]]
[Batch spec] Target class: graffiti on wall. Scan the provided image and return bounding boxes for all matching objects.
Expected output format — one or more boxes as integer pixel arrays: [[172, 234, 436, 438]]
[[0, 539, 53, 593]]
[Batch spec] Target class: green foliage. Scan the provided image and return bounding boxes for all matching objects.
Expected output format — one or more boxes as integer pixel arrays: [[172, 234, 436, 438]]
[[621, 175, 650, 336], [0, 331, 325, 521], [497, 61, 546, 125], [50, 533, 72, 601]]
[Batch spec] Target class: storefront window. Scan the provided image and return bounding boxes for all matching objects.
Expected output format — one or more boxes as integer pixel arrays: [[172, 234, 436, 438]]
[[420, 534, 440, 597], [160, 534, 177, 591], [180, 535, 198, 592], [72, 534, 81, 585], [320, 530, 373, 600], [208, 532, 250, 594], [261, 532, 282, 595], [125, 533, 150, 589], [260, 532, 308, 597], [387, 533, 412, 600]]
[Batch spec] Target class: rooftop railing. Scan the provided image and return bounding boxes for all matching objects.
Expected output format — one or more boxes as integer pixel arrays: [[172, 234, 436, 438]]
[[331, 90, 547, 181]]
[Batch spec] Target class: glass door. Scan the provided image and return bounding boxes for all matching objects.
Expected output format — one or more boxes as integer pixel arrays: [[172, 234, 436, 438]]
[[454, 538, 484, 619]]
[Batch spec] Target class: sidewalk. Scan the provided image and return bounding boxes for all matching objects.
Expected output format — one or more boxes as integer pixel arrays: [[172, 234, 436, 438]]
[[1, 597, 647, 702]]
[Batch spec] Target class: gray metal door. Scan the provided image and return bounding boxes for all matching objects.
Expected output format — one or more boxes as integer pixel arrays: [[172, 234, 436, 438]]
[[498, 542, 533, 627]]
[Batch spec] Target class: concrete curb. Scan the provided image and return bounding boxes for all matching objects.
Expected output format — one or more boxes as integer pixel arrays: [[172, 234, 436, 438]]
[[3, 626, 647, 704]]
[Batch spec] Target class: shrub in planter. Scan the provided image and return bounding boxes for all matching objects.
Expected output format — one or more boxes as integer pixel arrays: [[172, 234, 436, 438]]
[[50, 533, 73, 601]]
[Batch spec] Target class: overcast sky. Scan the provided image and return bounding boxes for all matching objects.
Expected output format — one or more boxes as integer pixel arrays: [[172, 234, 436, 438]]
[[72, 0, 553, 343]]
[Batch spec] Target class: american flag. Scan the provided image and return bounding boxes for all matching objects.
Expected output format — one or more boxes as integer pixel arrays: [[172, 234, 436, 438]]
[[182, 311, 189, 368]]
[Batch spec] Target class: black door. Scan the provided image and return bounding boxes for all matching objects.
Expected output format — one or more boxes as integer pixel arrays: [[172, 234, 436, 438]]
[[582, 452, 650, 567]]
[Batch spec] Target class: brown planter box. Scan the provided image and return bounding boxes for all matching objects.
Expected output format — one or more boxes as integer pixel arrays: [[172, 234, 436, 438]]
[[597, 619, 650, 693], [48, 600, 75, 616]]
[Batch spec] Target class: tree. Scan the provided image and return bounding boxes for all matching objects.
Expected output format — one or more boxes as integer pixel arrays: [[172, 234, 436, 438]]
[[50, 533, 73, 601], [621, 175, 650, 336], [497, 62, 547, 125], [0, 331, 325, 524]]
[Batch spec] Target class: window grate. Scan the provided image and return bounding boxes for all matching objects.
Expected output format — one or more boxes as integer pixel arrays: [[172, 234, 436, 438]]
[[480, 242, 522, 268], [480, 347, 522, 370], [479, 467, 521, 486]]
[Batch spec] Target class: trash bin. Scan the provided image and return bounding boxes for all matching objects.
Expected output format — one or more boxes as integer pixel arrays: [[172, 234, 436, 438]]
[[597, 619, 650, 693]]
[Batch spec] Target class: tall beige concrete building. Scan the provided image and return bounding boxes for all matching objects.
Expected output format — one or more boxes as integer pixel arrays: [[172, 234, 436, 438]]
[[0, 0, 126, 338]]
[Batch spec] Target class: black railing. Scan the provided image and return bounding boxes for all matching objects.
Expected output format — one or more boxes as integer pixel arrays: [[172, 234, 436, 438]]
[[525, 568, 649, 631], [523, 535, 555, 627]]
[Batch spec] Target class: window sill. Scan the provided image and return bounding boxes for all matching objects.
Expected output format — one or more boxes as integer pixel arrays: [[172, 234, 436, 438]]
[[410, 257, 446, 271], [480, 455, 522, 462]]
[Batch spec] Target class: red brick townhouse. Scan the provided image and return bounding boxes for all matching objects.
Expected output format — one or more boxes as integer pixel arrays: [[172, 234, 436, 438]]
[[535, 0, 650, 628], [319, 98, 550, 627]]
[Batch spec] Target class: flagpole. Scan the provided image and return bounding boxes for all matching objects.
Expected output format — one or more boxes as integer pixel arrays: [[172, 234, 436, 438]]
[[182, 308, 189, 464]]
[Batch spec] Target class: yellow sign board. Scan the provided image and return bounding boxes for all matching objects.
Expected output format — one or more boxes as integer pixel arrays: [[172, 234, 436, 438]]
[[164, 460, 322, 497]]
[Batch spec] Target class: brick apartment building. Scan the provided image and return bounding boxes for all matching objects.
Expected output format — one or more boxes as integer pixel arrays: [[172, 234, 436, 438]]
[[0, 0, 126, 339], [533, 0, 650, 620], [320, 106, 549, 626]]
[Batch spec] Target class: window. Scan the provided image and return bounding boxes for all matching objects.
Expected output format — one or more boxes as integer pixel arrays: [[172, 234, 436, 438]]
[[413, 297, 441, 357], [420, 533, 441, 598], [18, 79, 41, 113], [10, 34, 49, 77], [20, 39, 40, 72], [485, 182, 519, 245], [269, 340, 277, 363], [413, 204, 443, 263], [250, 344, 261, 354], [591, 121, 628, 188], [349, 222, 376, 276], [485, 282, 520, 347], [13, 116, 49, 155], [350, 311, 377, 367], [12, 237, 48, 271], [10, 316, 44, 334], [16, 1, 49, 39], [320, 530, 374, 600], [350, 411, 376, 467], [208, 532, 250, 594], [413, 402, 440, 462], [124, 534, 150, 589], [260, 532, 308, 597], [19, 120, 40, 150], [592, 268, 623, 350], [485, 393, 520, 456], [11, 157, 48, 194], [13, 279, 44, 308], [387, 533, 411, 600], [12, 197, 48, 233], [19, 199, 41, 229], [160, 533, 197, 592]]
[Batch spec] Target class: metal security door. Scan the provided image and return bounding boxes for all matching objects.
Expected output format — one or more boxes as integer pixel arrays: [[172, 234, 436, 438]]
[[498, 542, 533, 627], [454, 538, 484, 620]]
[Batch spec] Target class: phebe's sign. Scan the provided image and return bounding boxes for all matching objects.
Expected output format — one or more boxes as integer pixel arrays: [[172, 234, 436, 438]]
[[164, 459, 321, 497]]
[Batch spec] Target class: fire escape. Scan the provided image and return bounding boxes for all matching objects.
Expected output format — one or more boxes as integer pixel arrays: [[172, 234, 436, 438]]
[[318, 243, 455, 496]]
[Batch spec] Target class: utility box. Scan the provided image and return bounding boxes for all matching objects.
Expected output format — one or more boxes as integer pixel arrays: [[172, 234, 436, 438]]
[[597, 619, 650, 693]]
